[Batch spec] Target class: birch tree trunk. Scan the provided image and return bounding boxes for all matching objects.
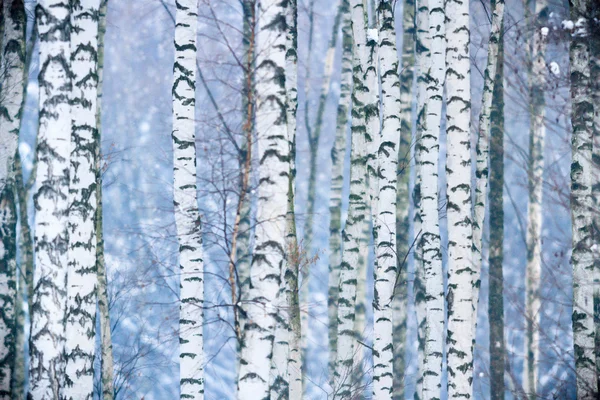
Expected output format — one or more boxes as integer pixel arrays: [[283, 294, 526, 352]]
[[488, 14, 505, 400], [332, 1, 370, 397], [418, 0, 445, 396], [372, 2, 400, 398], [236, 0, 255, 346], [63, 1, 101, 398], [171, 1, 204, 399], [412, 0, 430, 396], [14, 151, 35, 400], [445, 0, 474, 394], [523, 0, 547, 396], [94, 2, 114, 398], [569, 3, 597, 398], [270, 0, 299, 397], [284, 2, 301, 389], [472, 0, 505, 338], [392, 0, 415, 397], [236, 0, 288, 397], [0, 188, 16, 400], [591, 10, 600, 394], [328, 0, 352, 386], [354, 0, 381, 381], [0, 0, 26, 396], [28, 1, 72, 398]]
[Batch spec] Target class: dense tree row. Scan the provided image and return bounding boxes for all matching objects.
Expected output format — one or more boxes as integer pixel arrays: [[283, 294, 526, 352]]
[[0, 0, 600, 398]]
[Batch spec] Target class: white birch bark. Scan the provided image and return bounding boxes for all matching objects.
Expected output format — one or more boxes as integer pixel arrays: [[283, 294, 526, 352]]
[[445, 0, 474, 394], [393, 0, 415, 396], [63, 1, 101, 398], [94, 3, 115, 398], [328, 0, 352, 386], [172, 1, 204, 399], [592, 16, 600, 397], [523, 0, 547, 396], [569, 4, 597, 398], [270, 0, 299, 397], [355, 0, 381, 381], [0, 188, 16, 399], [29, 1, 71, 398], [0, 0, 25, 195], [284, 2, 301, 398], [236, 0, 255, 347], [472, 0, 505, 340], [0, 0, 25, 396], [419, 0, 445, 397], [237, 0, 288, 397], [333, 1, 370, 397], [413, 0, 430, 396], [372, 2, 400, 399]]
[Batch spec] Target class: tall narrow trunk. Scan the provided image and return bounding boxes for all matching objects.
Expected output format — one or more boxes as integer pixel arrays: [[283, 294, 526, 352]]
[[13, 151, 33, 400], [63, 1, 101, 398], [472, 0, 505, 340], [392, 0, 415, 397], [95, 2, 114, 398], [355, 0, 381, 382], [284, 2, 301, 398], [419, 0, 445, 397], [172, 1, 204, 399], [444, 0, 474, 394], [332, 1, 370, 397], [0, 0, 26, 396], [488, 12, 505, 400], [328, 0, 352, 386], [591, 5, 600, 394], [236, 0, 256, 345], [372, 2, 400, 399], [523, 0, 547, 396], [0, 187, 17, 399], [28, 1, 72, 398], [412, 0, 430, 396], [236, 0, 288, 397], [569, 2, 597, 398], [270, 1, 299, 397]]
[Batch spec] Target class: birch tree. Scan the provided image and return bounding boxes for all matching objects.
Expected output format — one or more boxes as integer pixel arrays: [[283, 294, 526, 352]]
[[328, 0, 352, 385], [284, 1, 300, 393], [472, 0, 505, 337], [418, 0, 445, 396], [0, 0, 26, 396], [171, 1, 204, 398], [413, 0, 430, 395], [392, 0, 415, 397], [236, 0, 288, 397], [487, 8, 505, 398], [94, 2, 115, 398], [283, 0, 303, 400], [29, 1, 72, 397], [523, 0, 547, 396], [355, 0, 381, 375], [235, 0, 255, 345], [569, 2, 597, 397], [63, 1, 101, 398], [270, 0, 300, 396], [333, 0, 370, 396], [372, 1, 400, 398], [445, 0, 475, 394]]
